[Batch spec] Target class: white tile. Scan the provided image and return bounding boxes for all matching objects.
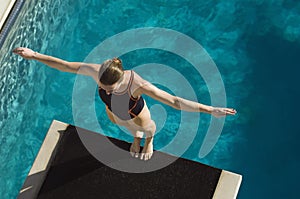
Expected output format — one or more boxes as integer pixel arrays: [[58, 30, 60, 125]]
[[0, 0, 16, 30]]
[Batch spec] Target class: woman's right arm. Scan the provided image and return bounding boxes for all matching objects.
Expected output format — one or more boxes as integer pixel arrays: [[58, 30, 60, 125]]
[[13, 47, 100, 78]]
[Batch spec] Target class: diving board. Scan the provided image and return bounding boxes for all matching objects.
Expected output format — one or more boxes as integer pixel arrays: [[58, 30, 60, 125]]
[[18, 120, 242, 199]]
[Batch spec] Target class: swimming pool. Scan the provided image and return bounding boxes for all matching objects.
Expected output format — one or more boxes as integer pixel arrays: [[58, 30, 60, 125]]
[[1, 0, 300, 198]]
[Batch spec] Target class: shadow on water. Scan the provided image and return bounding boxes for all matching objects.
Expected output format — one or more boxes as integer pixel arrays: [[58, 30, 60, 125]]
[[236, 33, 300, 199]]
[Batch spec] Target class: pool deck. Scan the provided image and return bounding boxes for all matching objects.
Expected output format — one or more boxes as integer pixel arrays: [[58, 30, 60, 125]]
[[0, 0, 25, 48], [18, 120, 242, 199], [0, 0, 16, 31]]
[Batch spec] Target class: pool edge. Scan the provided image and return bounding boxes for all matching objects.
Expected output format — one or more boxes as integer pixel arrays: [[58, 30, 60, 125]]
[[0, 0, 26, 49], [0, 0, 16, 30], [17, 120, 68, 199]]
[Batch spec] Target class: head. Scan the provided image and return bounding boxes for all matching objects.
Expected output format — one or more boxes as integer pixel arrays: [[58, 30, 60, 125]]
[[99, 57, 124, 93]]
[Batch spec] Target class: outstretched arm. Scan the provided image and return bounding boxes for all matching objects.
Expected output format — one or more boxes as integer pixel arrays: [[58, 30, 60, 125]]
[[13, 47, 100, 78], [137, 82, 237, 118]]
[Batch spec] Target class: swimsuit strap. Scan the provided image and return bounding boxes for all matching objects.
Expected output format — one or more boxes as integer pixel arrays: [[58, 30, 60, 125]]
[[128, 70, 136, 98], [98, 70, 134, 96], [113, 70, 133, 95], [128, 70, 134, 89]]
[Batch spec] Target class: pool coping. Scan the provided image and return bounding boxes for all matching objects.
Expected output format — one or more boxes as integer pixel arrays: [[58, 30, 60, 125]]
[[0, 0, 16, 30], [18, 120, 242, 199], [0, 0, 25, 48]]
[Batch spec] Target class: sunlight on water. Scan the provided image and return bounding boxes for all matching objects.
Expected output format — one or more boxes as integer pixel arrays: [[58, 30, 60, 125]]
[[1, 0, 300, 198]]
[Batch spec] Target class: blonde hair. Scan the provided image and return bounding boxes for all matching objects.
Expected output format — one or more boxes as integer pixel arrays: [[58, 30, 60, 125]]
[[99, 58, 124, 85]]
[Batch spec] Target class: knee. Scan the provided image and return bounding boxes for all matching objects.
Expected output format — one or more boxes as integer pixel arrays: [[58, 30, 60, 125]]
[[144, 120, 156, 138]]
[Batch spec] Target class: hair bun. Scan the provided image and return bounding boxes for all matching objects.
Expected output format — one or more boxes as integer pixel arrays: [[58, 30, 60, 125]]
[[112, 58, 122, 67], [112, 57, 120, 63]]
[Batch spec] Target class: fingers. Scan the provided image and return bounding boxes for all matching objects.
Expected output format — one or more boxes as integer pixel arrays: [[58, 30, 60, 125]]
[[227, 108, 237, 114], [13, 47, 32, 55], [13, 47, 27, 58], [212, 107, 237, 117], [224, 108, 237, 116], [13, 47, 23, 54], [12, 47, 36, 60]]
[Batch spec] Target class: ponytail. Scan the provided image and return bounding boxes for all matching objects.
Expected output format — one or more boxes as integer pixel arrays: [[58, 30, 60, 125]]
[[99, 57, 124, 85]]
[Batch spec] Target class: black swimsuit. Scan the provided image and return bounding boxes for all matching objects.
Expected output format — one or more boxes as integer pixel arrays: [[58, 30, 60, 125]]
[[98, 70, 145, 120]]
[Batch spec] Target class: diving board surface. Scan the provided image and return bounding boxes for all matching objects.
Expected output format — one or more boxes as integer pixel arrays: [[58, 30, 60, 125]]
[[18, 120, 242, 199]]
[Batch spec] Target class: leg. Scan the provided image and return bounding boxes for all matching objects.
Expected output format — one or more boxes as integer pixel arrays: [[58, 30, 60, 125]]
[[106, 107, 142, 157], [106, 102, 156, 160], [131, 102, 156, 160], [126, 127, 144, 158], [130, 137, 141, 158], [125, 120, 156, 161], [139, 120, 156, 161]]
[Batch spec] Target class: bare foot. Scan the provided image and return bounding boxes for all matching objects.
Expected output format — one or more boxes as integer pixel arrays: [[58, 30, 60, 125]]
[[130, 137, 141, 158], [140, 137, 154, 161]]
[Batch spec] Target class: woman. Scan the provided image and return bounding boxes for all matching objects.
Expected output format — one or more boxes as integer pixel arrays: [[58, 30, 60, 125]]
[[13, 47, 237, 161]]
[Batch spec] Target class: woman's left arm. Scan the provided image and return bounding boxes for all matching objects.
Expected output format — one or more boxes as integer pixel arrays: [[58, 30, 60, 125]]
[[138, 82, 237, 118]]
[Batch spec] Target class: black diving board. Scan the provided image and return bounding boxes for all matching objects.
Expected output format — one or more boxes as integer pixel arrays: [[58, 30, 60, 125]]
[[18, 120, 242, 199]]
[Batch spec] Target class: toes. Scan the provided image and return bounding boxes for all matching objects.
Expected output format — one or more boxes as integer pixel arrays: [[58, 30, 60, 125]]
[[141, 153, 153, 161], [140, 153, 145, 160], [130, 143, 140, 159], [130, 149, 139, 158], [149, 152, 153, 159], [144, 154, 149, 161], [147, 152, 153, 160], [130, 151, 139, 158], [130, 146, 134, 155]]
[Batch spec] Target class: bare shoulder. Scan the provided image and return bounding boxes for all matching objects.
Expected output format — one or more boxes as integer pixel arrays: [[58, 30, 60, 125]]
[[79, 63, 101, 74], [132, 70, 148, 84], [130, 71, 175, 105], [77, 63, 101, 81], [131, 70, 152, 96], [131, 71, 156, 96]]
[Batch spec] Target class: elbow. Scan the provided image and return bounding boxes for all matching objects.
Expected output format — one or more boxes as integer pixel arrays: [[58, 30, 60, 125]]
[[54, 61, 70, 72], [64, 61, 72, 71], [57, 67, 69, 73], [63, 62, 78, 73], [173, 98, 181, 110]]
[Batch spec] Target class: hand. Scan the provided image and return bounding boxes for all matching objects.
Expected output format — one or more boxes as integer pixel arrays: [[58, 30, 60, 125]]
[[211, 107, 237, 118], [13, 47, 36, 59]]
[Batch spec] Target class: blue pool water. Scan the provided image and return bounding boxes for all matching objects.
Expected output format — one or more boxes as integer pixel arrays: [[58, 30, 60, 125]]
[[1, 0, 300, 198]]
